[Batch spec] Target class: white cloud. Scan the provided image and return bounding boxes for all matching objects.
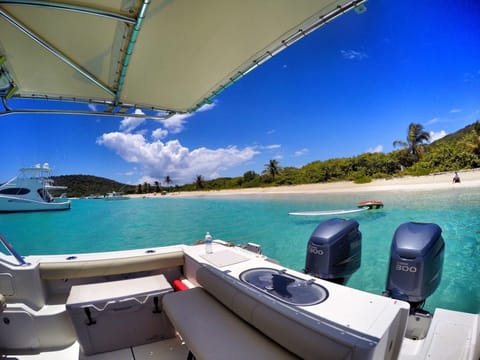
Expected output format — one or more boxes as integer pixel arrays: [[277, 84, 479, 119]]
[[96, 100, 256, 184], [152, 128, 168, 140], [366, 145, 383, 153], [97, 132, 258, 184], [161, 113, 192, 134], [197, 102, 216, 113], [88, 103, 98, 111], [119, 109, 147, 133], [137, 175, 160, 185], [294, 148, 309, 156], [159, 102, 217, 134], [340, 49, 368, 60], [429, 130, 447, 142], [263, 144, 281, 150], [425, 117, 440, 125], [450, 108, 462, 113]]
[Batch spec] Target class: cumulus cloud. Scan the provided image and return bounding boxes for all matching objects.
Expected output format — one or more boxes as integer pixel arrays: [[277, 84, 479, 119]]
[[341, 49, 368, 60], [97, 100, 262, 184], [97, 132, 258, 184], [366, 145, 384, 153], [429, 130, 447, 142]]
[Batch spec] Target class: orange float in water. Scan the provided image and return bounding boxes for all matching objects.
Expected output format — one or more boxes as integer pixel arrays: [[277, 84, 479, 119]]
[[357, 200, 384, 209]]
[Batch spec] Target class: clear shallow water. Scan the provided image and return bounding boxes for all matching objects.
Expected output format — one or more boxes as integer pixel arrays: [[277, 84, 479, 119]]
[[1, 188, 479, 314]]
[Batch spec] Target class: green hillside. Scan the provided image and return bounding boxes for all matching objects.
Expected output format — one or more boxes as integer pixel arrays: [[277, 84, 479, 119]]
[[53, 121, 480, 196], [176, 121, 480, 191], [51, 175, 136, 198]]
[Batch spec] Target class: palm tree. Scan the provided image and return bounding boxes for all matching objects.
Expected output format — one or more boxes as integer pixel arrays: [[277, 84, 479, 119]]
[[264, 159, 281, 180], [195, 175, 204, 189], [165, 176, 172, 187], [393, 123, 430, 158]]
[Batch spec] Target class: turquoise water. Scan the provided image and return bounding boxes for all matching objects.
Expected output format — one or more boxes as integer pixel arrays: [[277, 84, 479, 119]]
[[1, 188, 479, 314]]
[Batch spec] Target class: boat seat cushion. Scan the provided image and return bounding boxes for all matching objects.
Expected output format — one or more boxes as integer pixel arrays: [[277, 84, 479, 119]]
[[163, 287, 299, 360], [39, 251, 184, 279], [195, 264, 379, 360]]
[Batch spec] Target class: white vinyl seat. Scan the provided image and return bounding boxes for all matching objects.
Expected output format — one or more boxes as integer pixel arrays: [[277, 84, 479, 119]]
[[163, 287, 299, 360]]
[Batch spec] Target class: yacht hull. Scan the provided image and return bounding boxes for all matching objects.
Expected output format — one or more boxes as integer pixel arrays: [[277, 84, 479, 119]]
[[0, 196, 71, 213]]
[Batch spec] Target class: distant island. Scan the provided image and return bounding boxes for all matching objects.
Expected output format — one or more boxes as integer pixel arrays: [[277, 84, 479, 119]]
[[53, 122, 480, 197]]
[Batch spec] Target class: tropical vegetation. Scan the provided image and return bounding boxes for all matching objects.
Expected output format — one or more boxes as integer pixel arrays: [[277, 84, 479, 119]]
[[53, 121, 480, 196]]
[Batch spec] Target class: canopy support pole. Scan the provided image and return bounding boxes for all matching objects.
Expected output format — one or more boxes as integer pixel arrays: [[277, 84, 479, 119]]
[[113, 0, 150, 106]]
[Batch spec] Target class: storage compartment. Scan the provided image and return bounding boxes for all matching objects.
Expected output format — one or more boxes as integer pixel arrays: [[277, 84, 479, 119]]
[[239, 267, 328, 306], [66, 274, 175, 355]]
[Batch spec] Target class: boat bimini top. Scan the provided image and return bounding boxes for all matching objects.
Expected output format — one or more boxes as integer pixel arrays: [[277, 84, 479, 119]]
[[0, 0, 365, 120]]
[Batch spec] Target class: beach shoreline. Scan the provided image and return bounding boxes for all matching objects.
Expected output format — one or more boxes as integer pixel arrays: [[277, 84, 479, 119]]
[[132, 169, 480, 198]]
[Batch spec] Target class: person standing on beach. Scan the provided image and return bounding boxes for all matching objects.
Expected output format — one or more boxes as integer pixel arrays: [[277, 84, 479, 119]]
[[453, 172, 461, 183]]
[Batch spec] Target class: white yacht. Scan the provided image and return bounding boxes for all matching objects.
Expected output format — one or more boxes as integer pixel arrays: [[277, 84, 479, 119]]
[[0, 164, 71, 213], [0, 1, 478, 359], [104, 192, 130, 200]]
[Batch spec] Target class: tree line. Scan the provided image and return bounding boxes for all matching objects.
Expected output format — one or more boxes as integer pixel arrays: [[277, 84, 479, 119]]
[[176, 121, 480, 191], [54, 121, 480, 196]]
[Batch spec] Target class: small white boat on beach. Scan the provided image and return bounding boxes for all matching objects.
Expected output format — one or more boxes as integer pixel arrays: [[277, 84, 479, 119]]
[[0, 164, 71, 213], [104, 192, 129, 200]]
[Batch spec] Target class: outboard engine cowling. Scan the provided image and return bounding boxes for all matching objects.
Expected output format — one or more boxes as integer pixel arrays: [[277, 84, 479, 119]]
[[385, 222, 444, 309], [304, 218, 361, 284]]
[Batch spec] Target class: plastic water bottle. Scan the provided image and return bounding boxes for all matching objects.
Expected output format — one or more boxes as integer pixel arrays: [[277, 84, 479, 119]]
[[205, 232, 213, 254]]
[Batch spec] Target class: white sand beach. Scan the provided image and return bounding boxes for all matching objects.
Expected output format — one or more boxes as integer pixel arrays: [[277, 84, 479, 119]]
[[157, 169, 480, 197]]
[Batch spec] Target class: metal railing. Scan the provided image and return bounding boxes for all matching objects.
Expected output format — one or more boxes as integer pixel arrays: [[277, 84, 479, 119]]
[[0, 232, 28, 266]]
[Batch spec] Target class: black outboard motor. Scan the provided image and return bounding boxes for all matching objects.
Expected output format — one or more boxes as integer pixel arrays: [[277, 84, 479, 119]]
[[304, 218, 361, 285], [384, 222, 444, 311]]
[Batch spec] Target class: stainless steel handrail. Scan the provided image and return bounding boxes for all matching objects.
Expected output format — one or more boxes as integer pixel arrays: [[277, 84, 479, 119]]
[[0, 232, 28, 266]]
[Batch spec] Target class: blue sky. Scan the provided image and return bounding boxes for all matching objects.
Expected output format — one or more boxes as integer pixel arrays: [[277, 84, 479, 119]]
[[1, 0, 479, 185]]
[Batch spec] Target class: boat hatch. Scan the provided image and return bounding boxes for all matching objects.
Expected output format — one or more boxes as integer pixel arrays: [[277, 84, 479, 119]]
[[240, 267, 328, 306]]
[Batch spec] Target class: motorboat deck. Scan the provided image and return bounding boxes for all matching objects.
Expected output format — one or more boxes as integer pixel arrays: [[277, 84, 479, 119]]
[[1, 1, 479, 359], [1, 240, 478, 359]]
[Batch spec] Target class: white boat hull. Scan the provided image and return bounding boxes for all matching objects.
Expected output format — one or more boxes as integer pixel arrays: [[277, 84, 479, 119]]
[[289, 207, 369, 216], [0, 243, 478, 360], [0, 196, 71, 213]]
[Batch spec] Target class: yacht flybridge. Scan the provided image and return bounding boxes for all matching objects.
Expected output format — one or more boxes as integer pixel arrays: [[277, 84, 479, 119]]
[[0, 1, 479, 359]]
